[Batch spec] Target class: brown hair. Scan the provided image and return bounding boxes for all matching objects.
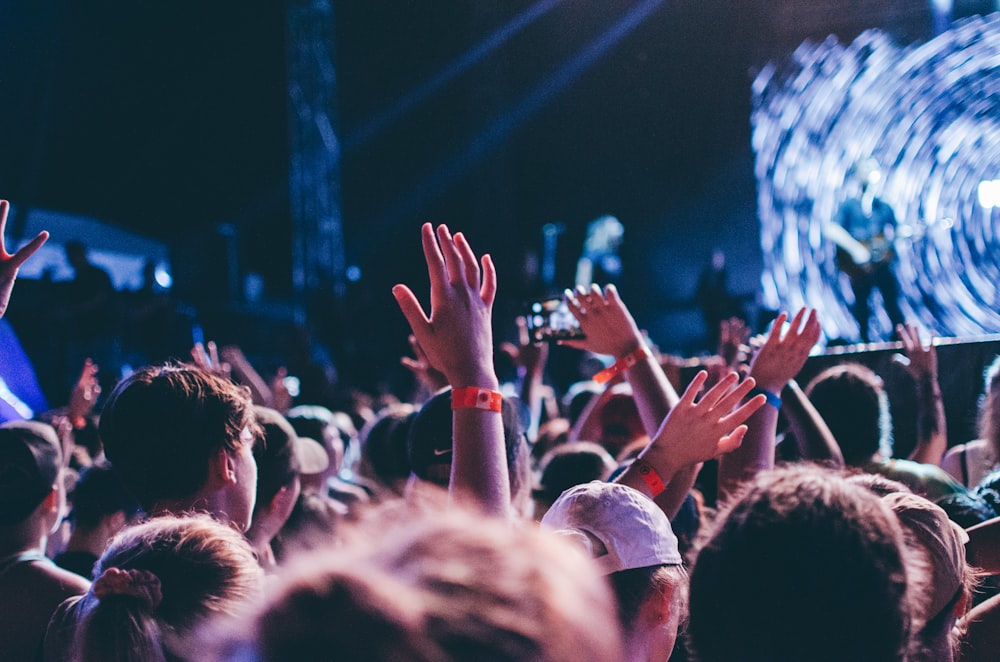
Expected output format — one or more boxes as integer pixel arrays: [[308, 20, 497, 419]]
[[99, 364, 259, 509], [688, 465, 912, 662], [69, 515, 263, 661]]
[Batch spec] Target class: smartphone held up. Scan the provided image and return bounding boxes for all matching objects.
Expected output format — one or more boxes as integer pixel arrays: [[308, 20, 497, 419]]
[[526, 297, 585, 343]]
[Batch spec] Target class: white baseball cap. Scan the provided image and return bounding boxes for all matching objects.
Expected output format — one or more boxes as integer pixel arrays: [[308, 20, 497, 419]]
[[542, 481, 682, 574]]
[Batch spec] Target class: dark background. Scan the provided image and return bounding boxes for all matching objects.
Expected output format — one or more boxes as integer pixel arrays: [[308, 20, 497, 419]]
[[0, 1, 982, 396]]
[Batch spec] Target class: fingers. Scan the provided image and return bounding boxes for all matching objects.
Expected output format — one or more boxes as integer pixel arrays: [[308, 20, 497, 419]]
[[696, 371, 741, 407], [515, 315, 530, 346], [435, 225, 464, 287], [716, 425, 748, 455], [480, 254, 496, 307], [421, 224, 491, 303], [392, 284, 430, 335], [787, 307, 806, 334], [191, 342, 209, 367], [0, 200, 49, 268], [207, 341, 221, 368], [767, 311, 789, 343], [453, 232, 480, 287], [408, 334, 429, 362], [0, 200, 8, 249], [677, 370, 710, 406], [420, 223, 446, 291], [9, 231, 48, 269], [721, 393, 766, 428], [564, 288, 583, 317], [498, 341, 519, 361], [712, 375, 757, 413], [400, 356, 422, 373]]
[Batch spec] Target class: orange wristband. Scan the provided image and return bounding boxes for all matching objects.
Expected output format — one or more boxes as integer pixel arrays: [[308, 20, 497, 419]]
[[451, 387, 503, 412], [635, 460, 666, 497], [593, 346, 652, 385]]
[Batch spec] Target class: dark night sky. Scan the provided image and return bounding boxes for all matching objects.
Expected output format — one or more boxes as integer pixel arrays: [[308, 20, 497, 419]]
[[0, 1, 947, 361]]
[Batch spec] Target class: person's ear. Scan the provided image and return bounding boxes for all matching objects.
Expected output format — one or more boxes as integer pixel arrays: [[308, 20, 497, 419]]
[[107, 509, 127, 533], [209, 448, 239, 486], [639, 584, 674, 626], [954, 590, 970, 619], [41, 487, 58, 513]]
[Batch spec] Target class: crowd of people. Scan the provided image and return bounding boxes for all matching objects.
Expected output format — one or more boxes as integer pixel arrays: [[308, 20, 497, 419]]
[[3, 202, 1000, 661]]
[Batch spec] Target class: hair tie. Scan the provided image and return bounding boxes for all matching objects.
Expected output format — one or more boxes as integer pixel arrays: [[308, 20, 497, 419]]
[[92, 567, 163, 611]]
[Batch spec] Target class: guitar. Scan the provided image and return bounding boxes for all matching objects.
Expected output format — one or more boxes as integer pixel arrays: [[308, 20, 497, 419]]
[[834, 232, 896, 282], [828, 213, 936, 284]]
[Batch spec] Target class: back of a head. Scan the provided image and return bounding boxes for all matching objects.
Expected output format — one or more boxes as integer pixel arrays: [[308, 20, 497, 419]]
[[70, 462, 140, 529], [253, 406, 301, 507], [358, 403, 415, 488], [806, 363, 891, 466], [533, 443, 617, 511], [99, 364, 258, 510], [883, 491, 972, 655], [688, 465, 912, 662], [211, 502, 623, 662], [0, 420, 62, 527], [978, 355, 1000, 458], [286, 404, 342, 471], [72, 514, 263, 662], [541, 481, 687, 642], [407, 389, 531, 502]]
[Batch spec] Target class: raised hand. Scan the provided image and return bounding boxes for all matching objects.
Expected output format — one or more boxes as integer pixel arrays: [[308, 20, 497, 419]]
[[718, 316, 751, 368], [893, 322, 937, 382], [746, 308, 821, 392], [191, 340, 232, 379], [641, 371, 763, 471], [498, 315, 548, 381], [392, 223, 507, 515], [561, 284, 644, 358], [269, 367, 295, 414], [392, 223, 497, 389], [894, 322, 947, 465], [718, 308, 822, 498], [0, 199, 49, 318], [67, 358, 101, 423]]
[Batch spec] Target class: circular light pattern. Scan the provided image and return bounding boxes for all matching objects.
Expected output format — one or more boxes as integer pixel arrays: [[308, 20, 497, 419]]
[[753, 15, 1000, 343]]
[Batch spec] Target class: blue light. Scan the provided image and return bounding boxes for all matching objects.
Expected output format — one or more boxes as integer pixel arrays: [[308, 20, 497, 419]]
[[154, 264, 172, 289]]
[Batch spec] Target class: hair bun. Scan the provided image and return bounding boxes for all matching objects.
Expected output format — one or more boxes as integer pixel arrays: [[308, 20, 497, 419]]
[[92, 567, 163, 611]]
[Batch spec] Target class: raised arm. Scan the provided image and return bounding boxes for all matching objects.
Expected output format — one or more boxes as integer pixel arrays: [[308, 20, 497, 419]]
[[393, 223, 508, 516], [717, 308, 821, 499], [499, 316, 551, 441], [781, 378, 844, 467], [894, 322, 948, 466], [219, 344, 276, 408], [0, 199, 49, 318], [614, 370, 764, 499], [562, 284, 679, 436]]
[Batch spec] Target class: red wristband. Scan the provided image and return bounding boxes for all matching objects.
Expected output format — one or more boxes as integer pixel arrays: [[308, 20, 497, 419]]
[[635, 460, 666, 497], [593, 346, 652, 385], [451, 387, 503, 412]]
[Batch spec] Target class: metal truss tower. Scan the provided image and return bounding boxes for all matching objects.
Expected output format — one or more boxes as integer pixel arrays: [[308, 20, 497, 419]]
[[287, 0, 345, 320]]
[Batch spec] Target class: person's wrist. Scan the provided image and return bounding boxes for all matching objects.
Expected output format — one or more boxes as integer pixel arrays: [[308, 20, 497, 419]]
[[448, 369, 500, 391], [636, 444, 679, 481], [746, 371, 786, 395], [593, 345, 652, 385]]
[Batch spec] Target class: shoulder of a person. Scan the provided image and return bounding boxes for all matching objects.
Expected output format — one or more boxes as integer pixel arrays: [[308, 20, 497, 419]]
[[10, 560, 91, 597]]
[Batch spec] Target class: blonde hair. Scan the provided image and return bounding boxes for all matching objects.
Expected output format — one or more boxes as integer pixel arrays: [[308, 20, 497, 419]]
[[210, 498, 623, 661]]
